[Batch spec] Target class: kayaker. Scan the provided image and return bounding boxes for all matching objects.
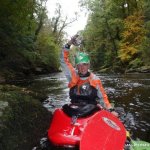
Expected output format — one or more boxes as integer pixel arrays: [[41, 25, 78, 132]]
[[60, 35, 118, 116]]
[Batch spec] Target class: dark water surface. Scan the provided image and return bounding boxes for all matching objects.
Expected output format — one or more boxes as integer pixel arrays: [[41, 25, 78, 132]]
[[16, 72, 150, 148], [31, 72, 150, 143]]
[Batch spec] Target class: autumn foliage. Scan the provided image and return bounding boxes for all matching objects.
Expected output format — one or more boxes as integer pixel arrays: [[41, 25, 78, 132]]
[[119, 12, 146, 63]]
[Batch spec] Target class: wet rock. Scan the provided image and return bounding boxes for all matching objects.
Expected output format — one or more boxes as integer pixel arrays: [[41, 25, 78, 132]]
[[138, 66, 150, 73], [125, 66, 150, 73]]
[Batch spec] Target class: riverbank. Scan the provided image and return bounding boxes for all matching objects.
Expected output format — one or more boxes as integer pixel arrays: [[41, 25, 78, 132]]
[[0, 84, 52, 150], [0, 66, 60, 83], [96, 65, 150, 74], [1, 65, 150, 84]]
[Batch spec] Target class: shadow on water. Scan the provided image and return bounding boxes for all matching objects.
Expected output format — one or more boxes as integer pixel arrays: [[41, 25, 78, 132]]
[[15, 72, 150, 149]]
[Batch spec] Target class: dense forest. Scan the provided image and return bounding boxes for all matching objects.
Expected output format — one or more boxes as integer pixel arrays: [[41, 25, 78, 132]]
[[0, 0, 150, 82], [80, 0, 150, 73], [0, 0, 70, 82]]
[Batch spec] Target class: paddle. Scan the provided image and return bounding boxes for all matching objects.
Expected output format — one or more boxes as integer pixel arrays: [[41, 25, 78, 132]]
[[126, 134, 150, 150], [80, 110, 126, 150], [130, 140, 150, 150]]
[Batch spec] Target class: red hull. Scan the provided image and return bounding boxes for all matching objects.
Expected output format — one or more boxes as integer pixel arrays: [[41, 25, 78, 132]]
[[48, 108, 97, 147], [80, 110, 126, 150], [48, 108, 126, 149]]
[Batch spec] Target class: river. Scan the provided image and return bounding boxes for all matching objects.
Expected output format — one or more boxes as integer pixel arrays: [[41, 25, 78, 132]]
[[18, 72, 150, 148]]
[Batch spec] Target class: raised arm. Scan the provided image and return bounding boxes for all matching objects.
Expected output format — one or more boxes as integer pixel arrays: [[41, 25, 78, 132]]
[[60, 43, 75, 82], [60, 35, 80, 82]]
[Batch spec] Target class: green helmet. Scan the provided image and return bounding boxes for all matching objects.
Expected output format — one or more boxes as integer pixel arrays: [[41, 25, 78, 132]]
[[75, 52, 90, 65]]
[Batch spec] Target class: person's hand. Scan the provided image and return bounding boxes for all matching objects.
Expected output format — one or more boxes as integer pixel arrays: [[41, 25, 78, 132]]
[[68, 34, 82, 46]]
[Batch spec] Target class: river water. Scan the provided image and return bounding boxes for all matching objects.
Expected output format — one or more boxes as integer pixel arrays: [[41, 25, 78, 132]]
[[30, 72, 150, 143], [20, 72, 150, 148]]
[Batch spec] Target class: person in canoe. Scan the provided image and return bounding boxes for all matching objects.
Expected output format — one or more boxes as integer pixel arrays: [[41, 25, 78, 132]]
[[60, 35, 118, 117]]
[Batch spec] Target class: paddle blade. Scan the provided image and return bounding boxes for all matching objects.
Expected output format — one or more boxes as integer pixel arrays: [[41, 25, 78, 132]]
[[80, 110, 126, 150], [130, 140, 150, 150]]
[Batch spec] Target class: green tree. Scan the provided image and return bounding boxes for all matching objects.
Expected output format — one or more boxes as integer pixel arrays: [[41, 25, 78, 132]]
[[80, 0, 124, 68], [0, 0, 37, 54], [35, 22, 60, 70], [0, 0, 61, 76], [80, 0, 150, 72]]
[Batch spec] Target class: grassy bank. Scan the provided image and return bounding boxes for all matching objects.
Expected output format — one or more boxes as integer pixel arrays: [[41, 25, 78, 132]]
[[0, 84, 52, 150]]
